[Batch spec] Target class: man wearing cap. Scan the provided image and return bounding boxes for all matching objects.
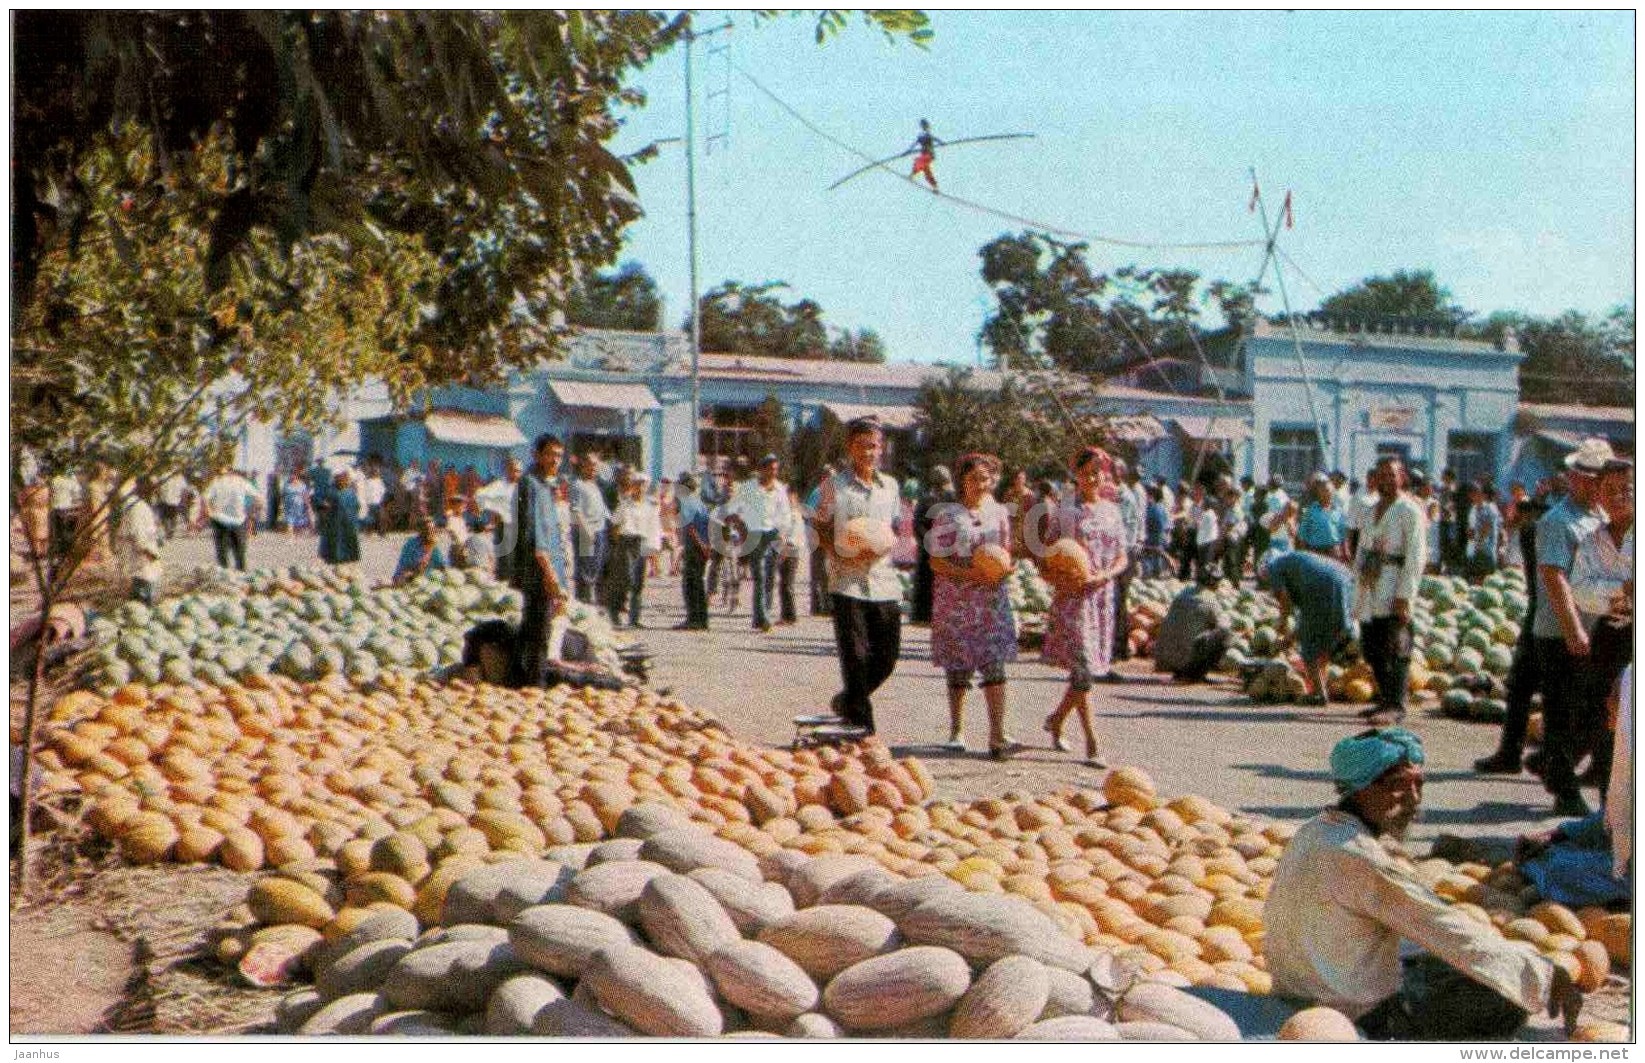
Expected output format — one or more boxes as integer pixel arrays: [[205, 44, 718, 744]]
[[1352, 456, 1427, 724], [1266, 728, 1584, 1039], [727, 454, 792, 632], [1532, 439, 1617, 815], [814, 417, 904, 733]]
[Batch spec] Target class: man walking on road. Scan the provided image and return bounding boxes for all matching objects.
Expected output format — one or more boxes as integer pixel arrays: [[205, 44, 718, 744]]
[[673, 474, 712, 631], [728, 454, 792, 632], [569, 453, 612, 605], [203, 462, 260, 571], [814, 417, 904, 734], [1352, 456, 1427, 724]]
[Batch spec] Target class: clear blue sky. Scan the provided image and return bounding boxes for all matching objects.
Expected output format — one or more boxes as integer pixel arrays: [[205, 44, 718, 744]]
[[611, 10, 1634, 365]]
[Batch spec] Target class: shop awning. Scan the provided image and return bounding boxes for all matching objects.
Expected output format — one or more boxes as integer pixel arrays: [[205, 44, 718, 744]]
[[424, 411, 527, 448], [1100, 414, 1167, 443], [549, 379, 661, 412], [1171, 415, 1252, 442], [1534, 429, 1586, 453], [824, 401, 920, 430]]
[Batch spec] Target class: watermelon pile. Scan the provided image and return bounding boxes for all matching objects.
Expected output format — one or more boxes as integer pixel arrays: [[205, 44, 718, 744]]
[[82, 567, 631, 692]]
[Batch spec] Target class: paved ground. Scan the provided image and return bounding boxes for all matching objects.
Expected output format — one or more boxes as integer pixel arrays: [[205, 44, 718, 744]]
[[160, 529, 1580, 854]]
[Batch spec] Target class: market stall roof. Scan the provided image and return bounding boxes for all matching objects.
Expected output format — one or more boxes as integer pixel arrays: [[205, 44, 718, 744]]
[[1100, 413, 1167, 443], [1171, 415, 1252, 442], [823, 401, 920, 430], [1533, 429, 1587, 452], [424, 410, 527, 448], [549, 379, 661, 412]]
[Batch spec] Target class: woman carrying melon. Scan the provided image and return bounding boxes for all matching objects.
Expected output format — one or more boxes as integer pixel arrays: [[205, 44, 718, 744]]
[[927, 452, 1021, 758], [1037, 445, 1128, 767]]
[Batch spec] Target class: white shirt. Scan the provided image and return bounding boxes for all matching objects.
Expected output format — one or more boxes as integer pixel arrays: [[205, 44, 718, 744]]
[[1353, 493, 1427, 621], [1266, 810, 1553, 1020], [1569, 522, 1632, 632], [476, 477, 520, 545], [817, 468, 903, 602], [1195, 506, 1220, 547], [612, 497, 663, 553], [358, 474, 386, 508], [1608, 667, 1632, 877], [49, 474, 82, 512], [1347, 490, 1377, 533], [120, 497, 164, 583], [729, 478, 792, 535], [159, 474, 188, 507], [203, 473, 259, 526]]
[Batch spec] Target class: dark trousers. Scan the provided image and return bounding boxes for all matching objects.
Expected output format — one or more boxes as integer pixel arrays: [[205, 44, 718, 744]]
[[777, 554, 798, 623], [1579, 621, 1632, 793], [681, 540, 710, 627], [212, 519, 247, 571], [748, 530, 778, 629], [517, 571, 555, 687], [1492, 623, 1541, 758], [1173, 528, 1195, 581], [910, 551, 935, 624], [1358, 955, 1529, 1041], [831, 594, 902, 730], [1361, 615, 1413, 710], [1193, 542, 1220, 584], [574, 529, 607, 604], [49, 510, 77, 559], [1534, 637, 1586, 797], [1172, 628, 1232, 683], [810, 545, 832, 615], [157, 503, 181, 539], [130, 578, 158, 606], [1111, 560, 1134, 661], [606, 534, 646, 626]]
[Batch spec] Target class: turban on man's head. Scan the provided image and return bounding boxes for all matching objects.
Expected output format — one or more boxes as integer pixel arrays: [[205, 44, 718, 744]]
[[1330, 728, 1425, 797]]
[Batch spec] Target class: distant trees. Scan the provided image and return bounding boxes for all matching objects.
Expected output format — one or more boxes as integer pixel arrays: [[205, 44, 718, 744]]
[[568, 262, 664, 332], [692, 280, 887, 362], [1315, 269, 1469, 328]]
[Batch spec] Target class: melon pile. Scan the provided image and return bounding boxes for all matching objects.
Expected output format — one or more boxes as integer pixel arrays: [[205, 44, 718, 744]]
[[1128, 567, 1530, 710], [257, 813, 1275, 1039], [81, 566, 630, 691], [35, 674, 933, 881]]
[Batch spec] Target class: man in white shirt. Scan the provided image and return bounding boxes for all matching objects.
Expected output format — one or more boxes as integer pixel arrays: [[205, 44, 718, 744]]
[[729, 453, 793, 632], [358, 463, 387, 535], [1352, 456, 1428, 724], [48, 467, 83, 560], [203, 462, 261, 571], [157, 472, 189, 538], [477, 457, 523, 581], [120, 479, 165, 604], [607, 473, 663, 628], [1192, 483, 1220, 583], [1267, 727, 1582, 1039], [1110, 459, 1145, 665], [569, 453, 612, 604]]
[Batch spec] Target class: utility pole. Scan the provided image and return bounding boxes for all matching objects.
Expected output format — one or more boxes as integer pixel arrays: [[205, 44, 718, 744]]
[[685, 16, 732, 473]]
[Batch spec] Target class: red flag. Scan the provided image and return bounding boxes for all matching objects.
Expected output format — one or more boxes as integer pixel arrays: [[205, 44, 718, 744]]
[[1281, 191, 1294, 229], [1248, 180, 1260, 213]]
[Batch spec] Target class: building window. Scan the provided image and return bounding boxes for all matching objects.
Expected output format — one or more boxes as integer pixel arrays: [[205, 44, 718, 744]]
[[1448, 432, 1495, 488], [699, 406, 758, 467], [1268, 426, 1323, 489]]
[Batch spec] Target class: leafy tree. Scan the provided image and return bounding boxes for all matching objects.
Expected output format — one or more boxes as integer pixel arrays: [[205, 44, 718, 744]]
[[1315, 269, 1469, 328], [10, 128, 440, 897], [977, 232, 1252, 374], [567, 261, 663, 332], [914, 367, 1116, 484], [748, 394, 794, 469], [1474, 306, 1635, 407], [826, 327, 888, 364], [694, 280, 829, 359]]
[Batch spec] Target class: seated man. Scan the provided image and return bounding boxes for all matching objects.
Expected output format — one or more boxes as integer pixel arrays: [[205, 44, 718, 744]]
[[1151, 570, 1231, 682], [1261, 547, 1355, 707], [393, 517, 448, 585], [448, 618, 623, 692], [1266, 727, 1584, 1040]]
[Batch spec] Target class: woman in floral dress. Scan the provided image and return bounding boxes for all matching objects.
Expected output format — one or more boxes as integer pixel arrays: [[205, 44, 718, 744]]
[[1038, 446, 1129, 766], [928, 453, 1021, 758]]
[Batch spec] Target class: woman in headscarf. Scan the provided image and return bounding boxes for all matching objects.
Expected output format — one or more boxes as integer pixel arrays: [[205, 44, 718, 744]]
[[1038, 445, 1128, 767]]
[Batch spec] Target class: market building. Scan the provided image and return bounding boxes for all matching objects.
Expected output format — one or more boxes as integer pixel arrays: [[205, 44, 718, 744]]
[[234, 319, 1629, 495]]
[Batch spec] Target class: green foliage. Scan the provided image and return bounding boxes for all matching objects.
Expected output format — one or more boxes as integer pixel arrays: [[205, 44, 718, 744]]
[[977, 232, 1253, 374], [791, 412, 848, 494], [756, 9, 932, 46], [914, 367, 1110, 483], [1316, 269, 1469, 327], [693, 280, 890, 361], [748, 394, 793, 468], [1477, 306, 1635, 407], [568, 261, 664, 332]]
